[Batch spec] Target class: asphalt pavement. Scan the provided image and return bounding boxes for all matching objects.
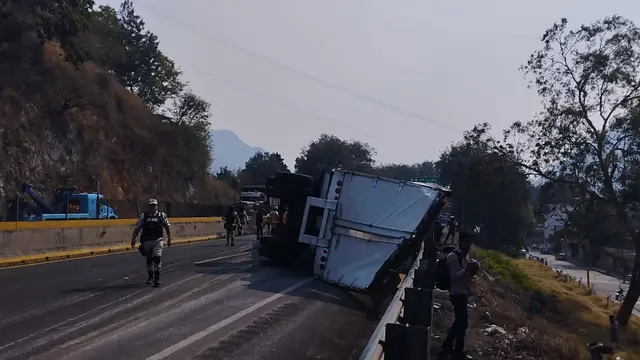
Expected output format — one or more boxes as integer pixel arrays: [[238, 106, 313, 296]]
[[0, 236, 378, 360], [529, 251, 640, 313]]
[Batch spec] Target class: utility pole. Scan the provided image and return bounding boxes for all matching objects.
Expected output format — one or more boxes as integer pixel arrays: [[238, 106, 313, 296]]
[[96, 180, 101, 219]]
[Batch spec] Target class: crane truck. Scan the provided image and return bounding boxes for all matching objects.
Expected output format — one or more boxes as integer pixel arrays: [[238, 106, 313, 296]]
[[6, 183, 118, 221], [256, 169, 451, 293]]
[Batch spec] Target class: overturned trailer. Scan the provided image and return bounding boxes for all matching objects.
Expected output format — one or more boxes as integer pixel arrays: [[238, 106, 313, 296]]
[[257, 169, 451, 293]]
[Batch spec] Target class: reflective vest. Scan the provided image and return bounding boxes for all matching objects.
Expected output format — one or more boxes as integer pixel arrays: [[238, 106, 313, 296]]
[[141, 211, 164, 242]]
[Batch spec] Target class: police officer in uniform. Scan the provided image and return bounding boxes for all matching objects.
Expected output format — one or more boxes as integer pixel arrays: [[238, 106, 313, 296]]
[[131, 199, 171, 287]]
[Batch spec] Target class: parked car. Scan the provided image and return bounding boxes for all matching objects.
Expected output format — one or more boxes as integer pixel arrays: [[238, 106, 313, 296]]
[[541, 248, 550, 255], [555, 252, 568, 261]]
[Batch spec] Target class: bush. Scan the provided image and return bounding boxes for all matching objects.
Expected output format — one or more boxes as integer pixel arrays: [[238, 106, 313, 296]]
[[472, 248, 534, 290]]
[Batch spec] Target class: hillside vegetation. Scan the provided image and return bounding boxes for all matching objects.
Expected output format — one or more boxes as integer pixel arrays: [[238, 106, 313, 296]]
[[431, 249, 640, 359], [0, 0, 233, 206]]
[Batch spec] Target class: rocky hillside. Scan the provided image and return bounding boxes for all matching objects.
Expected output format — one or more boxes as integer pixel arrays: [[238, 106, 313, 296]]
[[0, 0, 234, 208]]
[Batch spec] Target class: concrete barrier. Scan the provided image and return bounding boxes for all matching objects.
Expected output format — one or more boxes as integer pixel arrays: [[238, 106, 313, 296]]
[[0, 217, 257, 268]]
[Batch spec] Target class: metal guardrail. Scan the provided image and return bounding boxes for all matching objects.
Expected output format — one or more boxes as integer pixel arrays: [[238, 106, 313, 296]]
[[360, 243, 437, 360]]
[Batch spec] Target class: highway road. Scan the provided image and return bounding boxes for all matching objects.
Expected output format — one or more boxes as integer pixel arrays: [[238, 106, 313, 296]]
[[0, 237, 378, 360], [530, 251, 640, 313]]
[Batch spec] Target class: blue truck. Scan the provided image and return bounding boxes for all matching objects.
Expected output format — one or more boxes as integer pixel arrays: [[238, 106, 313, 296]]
[[11, 183, 118, 221]]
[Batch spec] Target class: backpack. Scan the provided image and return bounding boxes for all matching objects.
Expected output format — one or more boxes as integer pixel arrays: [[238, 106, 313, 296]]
[[435, 249, 463, 290]]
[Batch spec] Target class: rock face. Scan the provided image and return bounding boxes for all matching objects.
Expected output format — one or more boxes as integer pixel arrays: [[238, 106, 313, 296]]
[[0, 27, 232, 213]]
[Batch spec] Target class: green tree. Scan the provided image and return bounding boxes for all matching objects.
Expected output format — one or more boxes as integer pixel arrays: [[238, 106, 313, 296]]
[[34, 0, 95, 66], [167, 89, 211, 142], [90, 5, 124, 72], [240, 152, 290, 185], [295, 134, 376, 178], [375, 161, 437, 181], [438, 123, 535, 251], [216, 166, 239, 190], [498, 16, 640, 325], [163, 89, 212, 171], [113, 0, 184, 109]]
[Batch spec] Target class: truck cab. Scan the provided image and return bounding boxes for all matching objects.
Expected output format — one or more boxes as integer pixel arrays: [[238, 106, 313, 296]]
[[29, 193, 118, 221]]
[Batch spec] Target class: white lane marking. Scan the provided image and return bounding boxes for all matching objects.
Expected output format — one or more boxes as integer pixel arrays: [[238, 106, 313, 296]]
[[145, 277, 313, 360], [58, 268, 283, 358], [0, 235, 254, 271], [0, 270, 208, 355], [0, 262, 184, 328], [193, 247, 252, 265], [0, 246, 245, 327], [53, 273, 239, 351]]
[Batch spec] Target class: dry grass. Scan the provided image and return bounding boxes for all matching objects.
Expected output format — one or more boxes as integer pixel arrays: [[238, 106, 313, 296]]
[[437, 248, 640, 359], [516, 259, 640, 359]]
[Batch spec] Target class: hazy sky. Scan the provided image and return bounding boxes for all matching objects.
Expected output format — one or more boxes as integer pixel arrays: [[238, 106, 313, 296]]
[[98, 0, 640, 167]]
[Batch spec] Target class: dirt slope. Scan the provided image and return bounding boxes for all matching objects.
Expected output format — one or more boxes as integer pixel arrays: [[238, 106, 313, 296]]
[[0, 4, 233, 208]]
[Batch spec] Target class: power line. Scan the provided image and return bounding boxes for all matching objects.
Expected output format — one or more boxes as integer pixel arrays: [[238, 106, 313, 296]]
[[200, 68, 374, 136], [135, 1, 461, 132]]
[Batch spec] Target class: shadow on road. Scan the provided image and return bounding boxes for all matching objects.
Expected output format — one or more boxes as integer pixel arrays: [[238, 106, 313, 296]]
[[192, 249, 387, 318]]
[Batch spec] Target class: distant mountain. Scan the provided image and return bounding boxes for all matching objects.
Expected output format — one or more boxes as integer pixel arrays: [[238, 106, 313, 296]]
[[209, 129, 265, 172]]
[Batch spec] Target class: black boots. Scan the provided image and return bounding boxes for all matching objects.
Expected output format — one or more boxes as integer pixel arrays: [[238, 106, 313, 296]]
[[153, 270, 160, 287], [146, 270, 160, 287]]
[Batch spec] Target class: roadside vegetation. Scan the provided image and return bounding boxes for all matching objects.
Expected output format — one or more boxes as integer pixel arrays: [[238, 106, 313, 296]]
[[0, 0, 231, 205], [452, 248, 640, 359]]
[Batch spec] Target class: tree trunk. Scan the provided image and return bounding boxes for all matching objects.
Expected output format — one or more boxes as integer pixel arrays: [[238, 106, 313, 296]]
[[617, 277, 640, 326], [617, 244, 640, 326]]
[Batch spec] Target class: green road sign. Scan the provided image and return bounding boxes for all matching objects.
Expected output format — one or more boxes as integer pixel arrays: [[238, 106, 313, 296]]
[[410, 177, 439, 183]]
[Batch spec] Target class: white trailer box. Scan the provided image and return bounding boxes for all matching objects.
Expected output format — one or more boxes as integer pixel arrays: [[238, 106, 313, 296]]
[[298, 170, 448, 291]]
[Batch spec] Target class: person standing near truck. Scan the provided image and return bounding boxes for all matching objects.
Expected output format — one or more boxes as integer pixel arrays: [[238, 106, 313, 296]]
[[224, 205, 239, 246], [443, 215, 458, 244], [267, 206, 279, 234], [255, 205, 265, 240], [130, 199, 171, 288], [434, 218, 444, 246], [438, 232, 478, 360], [237, 207, 248, 236]]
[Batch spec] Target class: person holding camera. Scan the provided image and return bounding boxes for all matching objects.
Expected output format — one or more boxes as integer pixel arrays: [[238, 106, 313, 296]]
[[438, 232, 480, 360]]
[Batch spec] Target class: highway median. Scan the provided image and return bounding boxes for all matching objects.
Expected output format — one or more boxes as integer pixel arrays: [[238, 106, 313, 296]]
[[0, 217, 256, 269], [0, 234, 227, 268]]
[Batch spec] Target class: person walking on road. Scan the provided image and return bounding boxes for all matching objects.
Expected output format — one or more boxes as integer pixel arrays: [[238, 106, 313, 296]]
[[224, 205, 239, 246], [255, 205, 265, 240], [130, 199, 171, 288], [438, 232, 479, 360], [236, 207, 248, 236]]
